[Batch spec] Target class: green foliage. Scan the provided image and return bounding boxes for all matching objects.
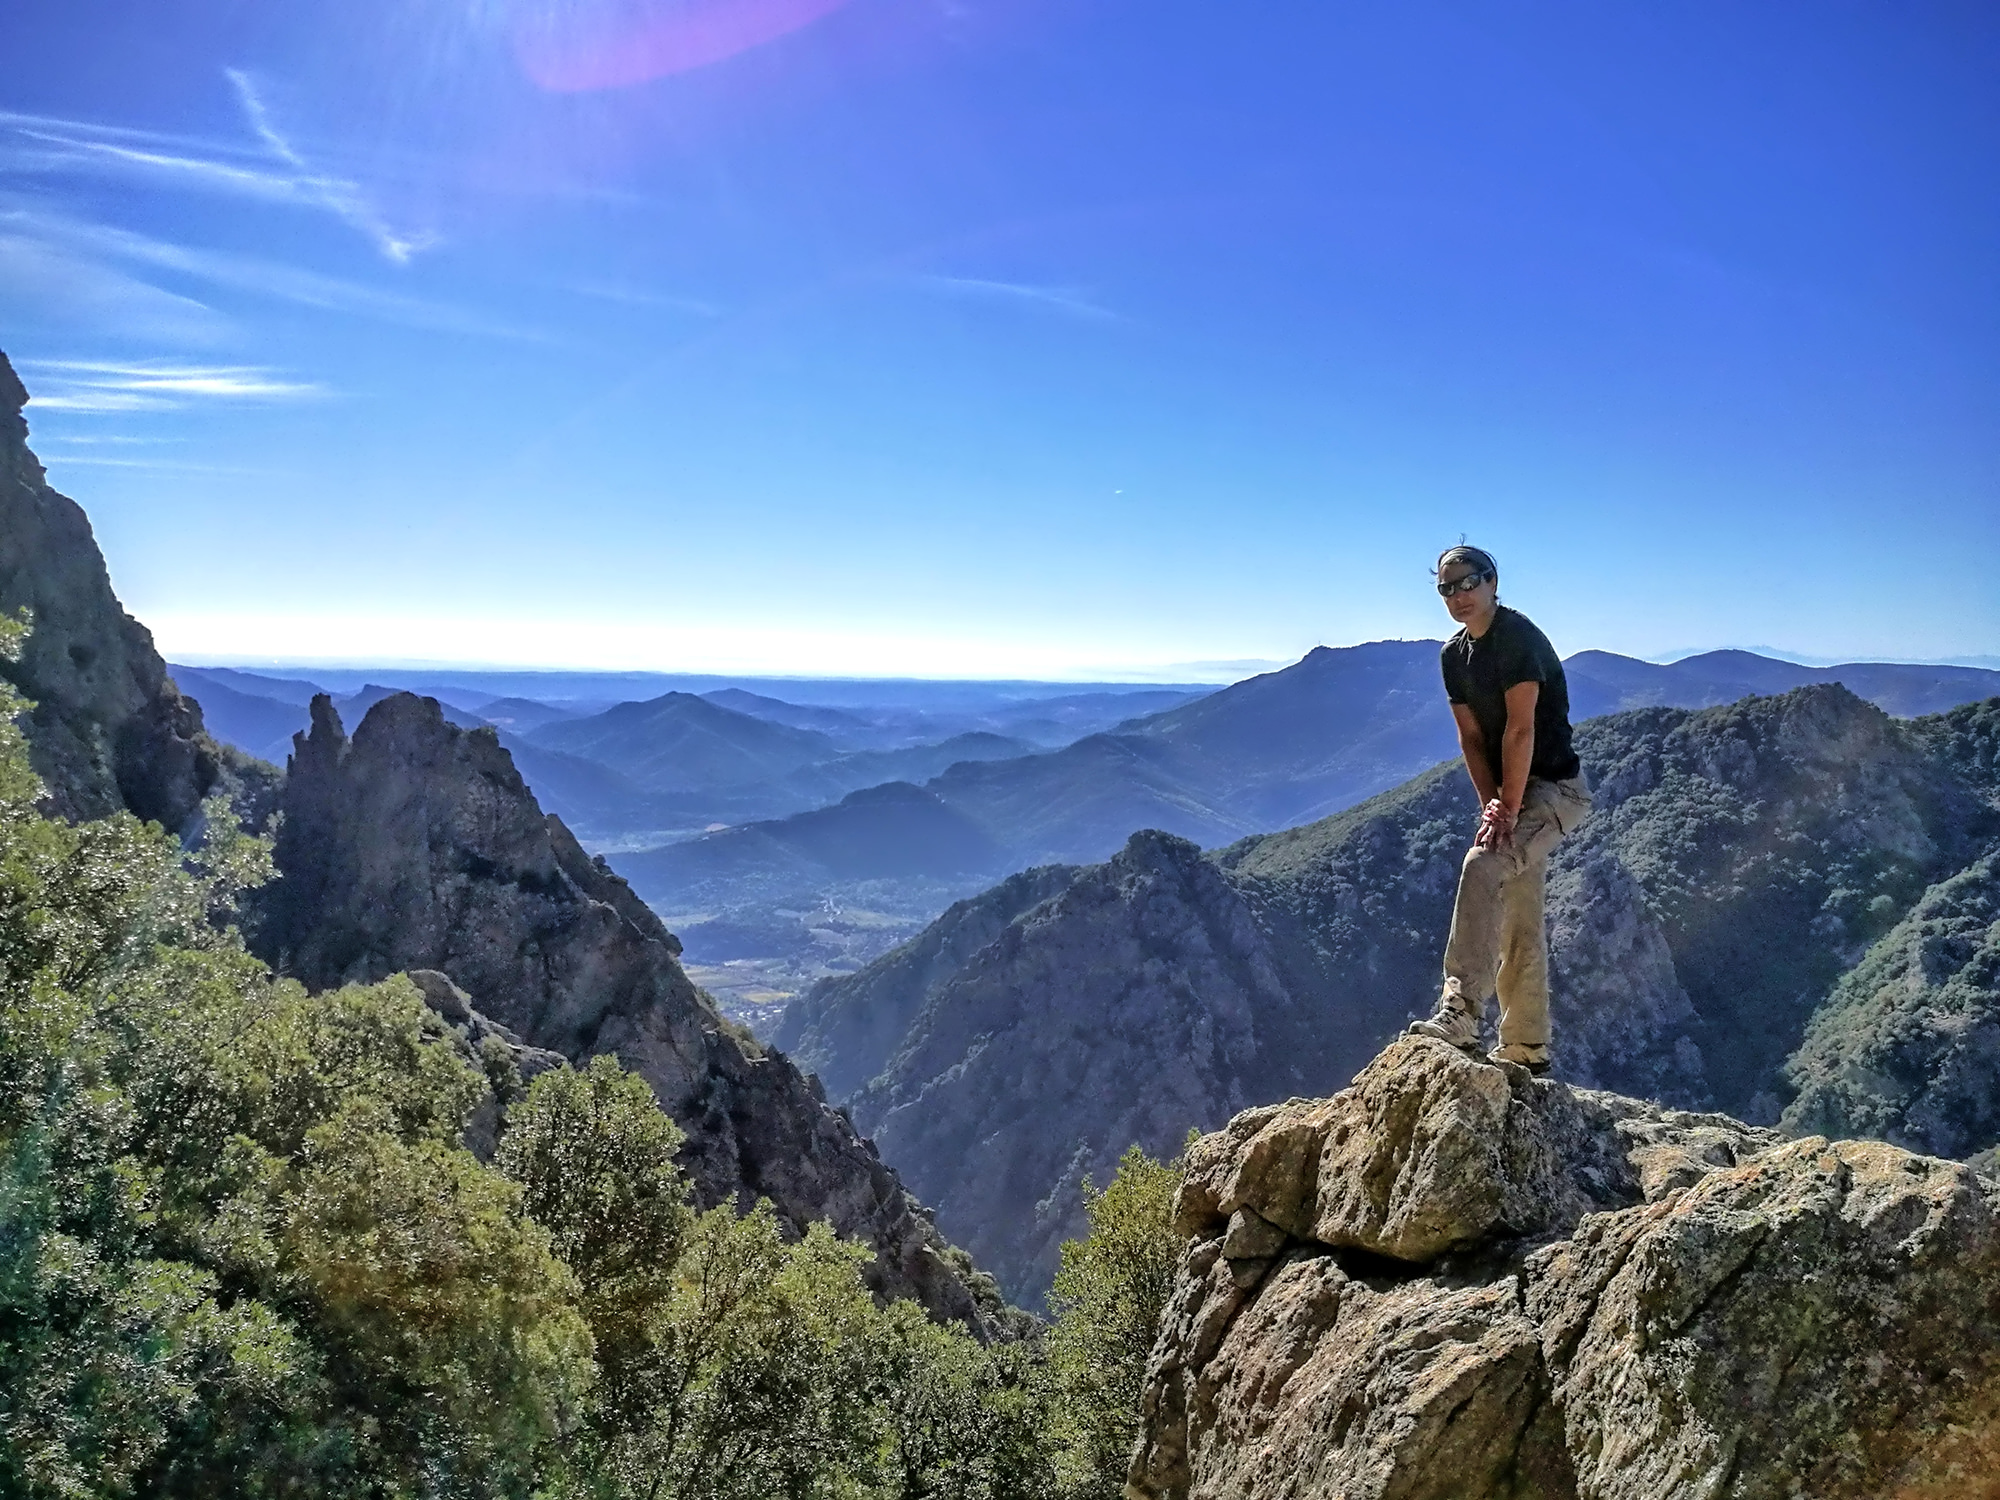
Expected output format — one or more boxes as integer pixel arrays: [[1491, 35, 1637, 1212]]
[[620, 1207, 883, 1499], [1908, 696, 2000, 809], [867, 1301, 1054, 1500], [0, 649, 591, 1497], [1783, 851, 2000, 1159], [497, 1056, 692, 1455], [0, 622, 1182, 1499], [1044, 1144, 1183, 1500]]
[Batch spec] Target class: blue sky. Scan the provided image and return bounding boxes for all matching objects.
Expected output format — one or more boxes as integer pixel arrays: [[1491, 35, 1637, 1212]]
[[2, 0, 1995, 678]]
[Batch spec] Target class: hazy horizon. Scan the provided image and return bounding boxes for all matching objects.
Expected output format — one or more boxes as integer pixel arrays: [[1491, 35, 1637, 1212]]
[[165, 639, 2000, 689]]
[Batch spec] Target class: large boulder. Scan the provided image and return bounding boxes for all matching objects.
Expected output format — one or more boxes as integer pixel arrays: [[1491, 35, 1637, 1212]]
[[1132, 1036, 2000, 1500]]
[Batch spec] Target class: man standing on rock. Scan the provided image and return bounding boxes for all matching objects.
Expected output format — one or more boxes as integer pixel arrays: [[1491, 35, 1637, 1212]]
[[1409, 545, 1591, 1075]]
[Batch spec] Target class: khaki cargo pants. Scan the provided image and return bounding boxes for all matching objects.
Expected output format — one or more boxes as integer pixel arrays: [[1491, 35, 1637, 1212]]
[[1441, 775, 1592, 1048]]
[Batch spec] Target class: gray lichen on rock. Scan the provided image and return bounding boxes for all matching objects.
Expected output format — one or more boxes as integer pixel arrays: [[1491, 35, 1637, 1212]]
[[1130, 1036, 2000, 1500]]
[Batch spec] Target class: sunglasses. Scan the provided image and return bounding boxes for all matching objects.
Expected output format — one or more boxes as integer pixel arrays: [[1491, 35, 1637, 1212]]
[[1436, 571, 1491, 598]]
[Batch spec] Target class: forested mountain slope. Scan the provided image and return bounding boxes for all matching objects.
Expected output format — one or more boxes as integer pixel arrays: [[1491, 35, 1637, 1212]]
[[1779, 699, 2000, 1160], [1783, 851, 2000, 1160], [792, 685, 2000, 1302]]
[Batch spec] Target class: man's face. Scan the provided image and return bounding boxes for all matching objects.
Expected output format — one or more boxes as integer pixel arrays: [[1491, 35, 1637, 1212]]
[[1438, 563, 1496, 626]]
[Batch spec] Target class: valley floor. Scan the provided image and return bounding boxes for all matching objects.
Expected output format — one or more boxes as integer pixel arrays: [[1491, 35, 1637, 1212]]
[[659, 874, 999, 1032]]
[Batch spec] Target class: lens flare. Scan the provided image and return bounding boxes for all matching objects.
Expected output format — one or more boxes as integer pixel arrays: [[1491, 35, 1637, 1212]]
[[513, 0, 858, 91]]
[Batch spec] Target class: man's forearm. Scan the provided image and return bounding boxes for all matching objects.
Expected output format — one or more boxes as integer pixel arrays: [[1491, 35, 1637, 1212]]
[[1499, 726, 1534, 812], [1458, 734, 1499, 805]]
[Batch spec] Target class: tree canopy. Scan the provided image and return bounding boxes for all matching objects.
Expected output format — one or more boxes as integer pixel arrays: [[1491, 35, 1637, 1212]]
[[0, 615, 1188, 1499]]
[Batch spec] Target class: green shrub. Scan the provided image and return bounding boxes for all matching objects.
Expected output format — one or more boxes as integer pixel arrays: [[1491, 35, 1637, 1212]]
[[1044, 1144, 1183, 1499], [0, 614, 1179, 1498]]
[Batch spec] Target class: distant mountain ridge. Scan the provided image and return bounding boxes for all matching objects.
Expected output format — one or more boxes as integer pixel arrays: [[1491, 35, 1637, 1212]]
[[619, 642, 1457, 914], [621, 641, 2000, 926], [174, 645, 2000, 881], [530, 690, 841, 795], [1566, 647, 2000, 718], [171, 661, 1193, 841]]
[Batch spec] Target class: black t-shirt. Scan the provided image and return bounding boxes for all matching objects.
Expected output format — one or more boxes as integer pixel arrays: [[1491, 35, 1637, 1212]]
[[1439, 606, 1581, 786]]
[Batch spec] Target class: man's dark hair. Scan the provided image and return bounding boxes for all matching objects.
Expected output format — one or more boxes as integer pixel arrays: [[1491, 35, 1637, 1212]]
[[1436, 544, 1498, 582]]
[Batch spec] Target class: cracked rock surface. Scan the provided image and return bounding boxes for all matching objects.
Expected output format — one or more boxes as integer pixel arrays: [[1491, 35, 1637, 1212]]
[[1130, 1036, 2000, 1500]]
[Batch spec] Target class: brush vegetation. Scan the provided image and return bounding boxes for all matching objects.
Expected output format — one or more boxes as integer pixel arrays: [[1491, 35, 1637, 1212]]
[[0, 618, 1176, 1500]]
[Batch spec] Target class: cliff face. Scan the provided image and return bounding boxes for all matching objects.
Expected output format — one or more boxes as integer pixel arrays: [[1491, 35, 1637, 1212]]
[[0, 349, 219, 831], [791, 686, 2000, 1304], [255, 692, 1004, 1333], [1132, 1036, 2000, 1500]]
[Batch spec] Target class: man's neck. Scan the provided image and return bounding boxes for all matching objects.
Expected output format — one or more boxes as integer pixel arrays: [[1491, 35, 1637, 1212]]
[[1465, 603, 1501, 639]]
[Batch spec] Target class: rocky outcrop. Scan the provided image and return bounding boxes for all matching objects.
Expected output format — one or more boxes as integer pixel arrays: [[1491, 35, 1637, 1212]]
[[404, 968, 568, 1159], [0, 349, 221, 831], [1132, 1036, 2000, 1500], [787, 687, 2000, 1304], [255, 691, 1007, 1334]]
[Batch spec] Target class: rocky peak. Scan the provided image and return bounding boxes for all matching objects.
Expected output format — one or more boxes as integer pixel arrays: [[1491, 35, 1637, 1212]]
[[1134, 1035, 2000, 1499], [1, 351, 39, 490], [256, 689, 1007, 1333], [0, 348, 220, 832], [845, 824, 1305, 1304]]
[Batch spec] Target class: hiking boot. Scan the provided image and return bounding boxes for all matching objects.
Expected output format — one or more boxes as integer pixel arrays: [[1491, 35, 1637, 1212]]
[[1408, 998, 1480, 1054], [1489, 1042, 1551, 1076]]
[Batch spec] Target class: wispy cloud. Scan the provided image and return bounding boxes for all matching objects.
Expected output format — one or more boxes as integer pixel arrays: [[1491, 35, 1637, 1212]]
[[565, 281, 722, 317], [0, 72, 437, 265], [17, 358, 324, 413], [31, 454, 280, 476], [0, 228, 229, 345], [225, 70, 436, 263], [920, 275, 1118, 321], [0, 203, 535, 340], [8, 127, 327, 209], [17, 431, 181, 446]]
